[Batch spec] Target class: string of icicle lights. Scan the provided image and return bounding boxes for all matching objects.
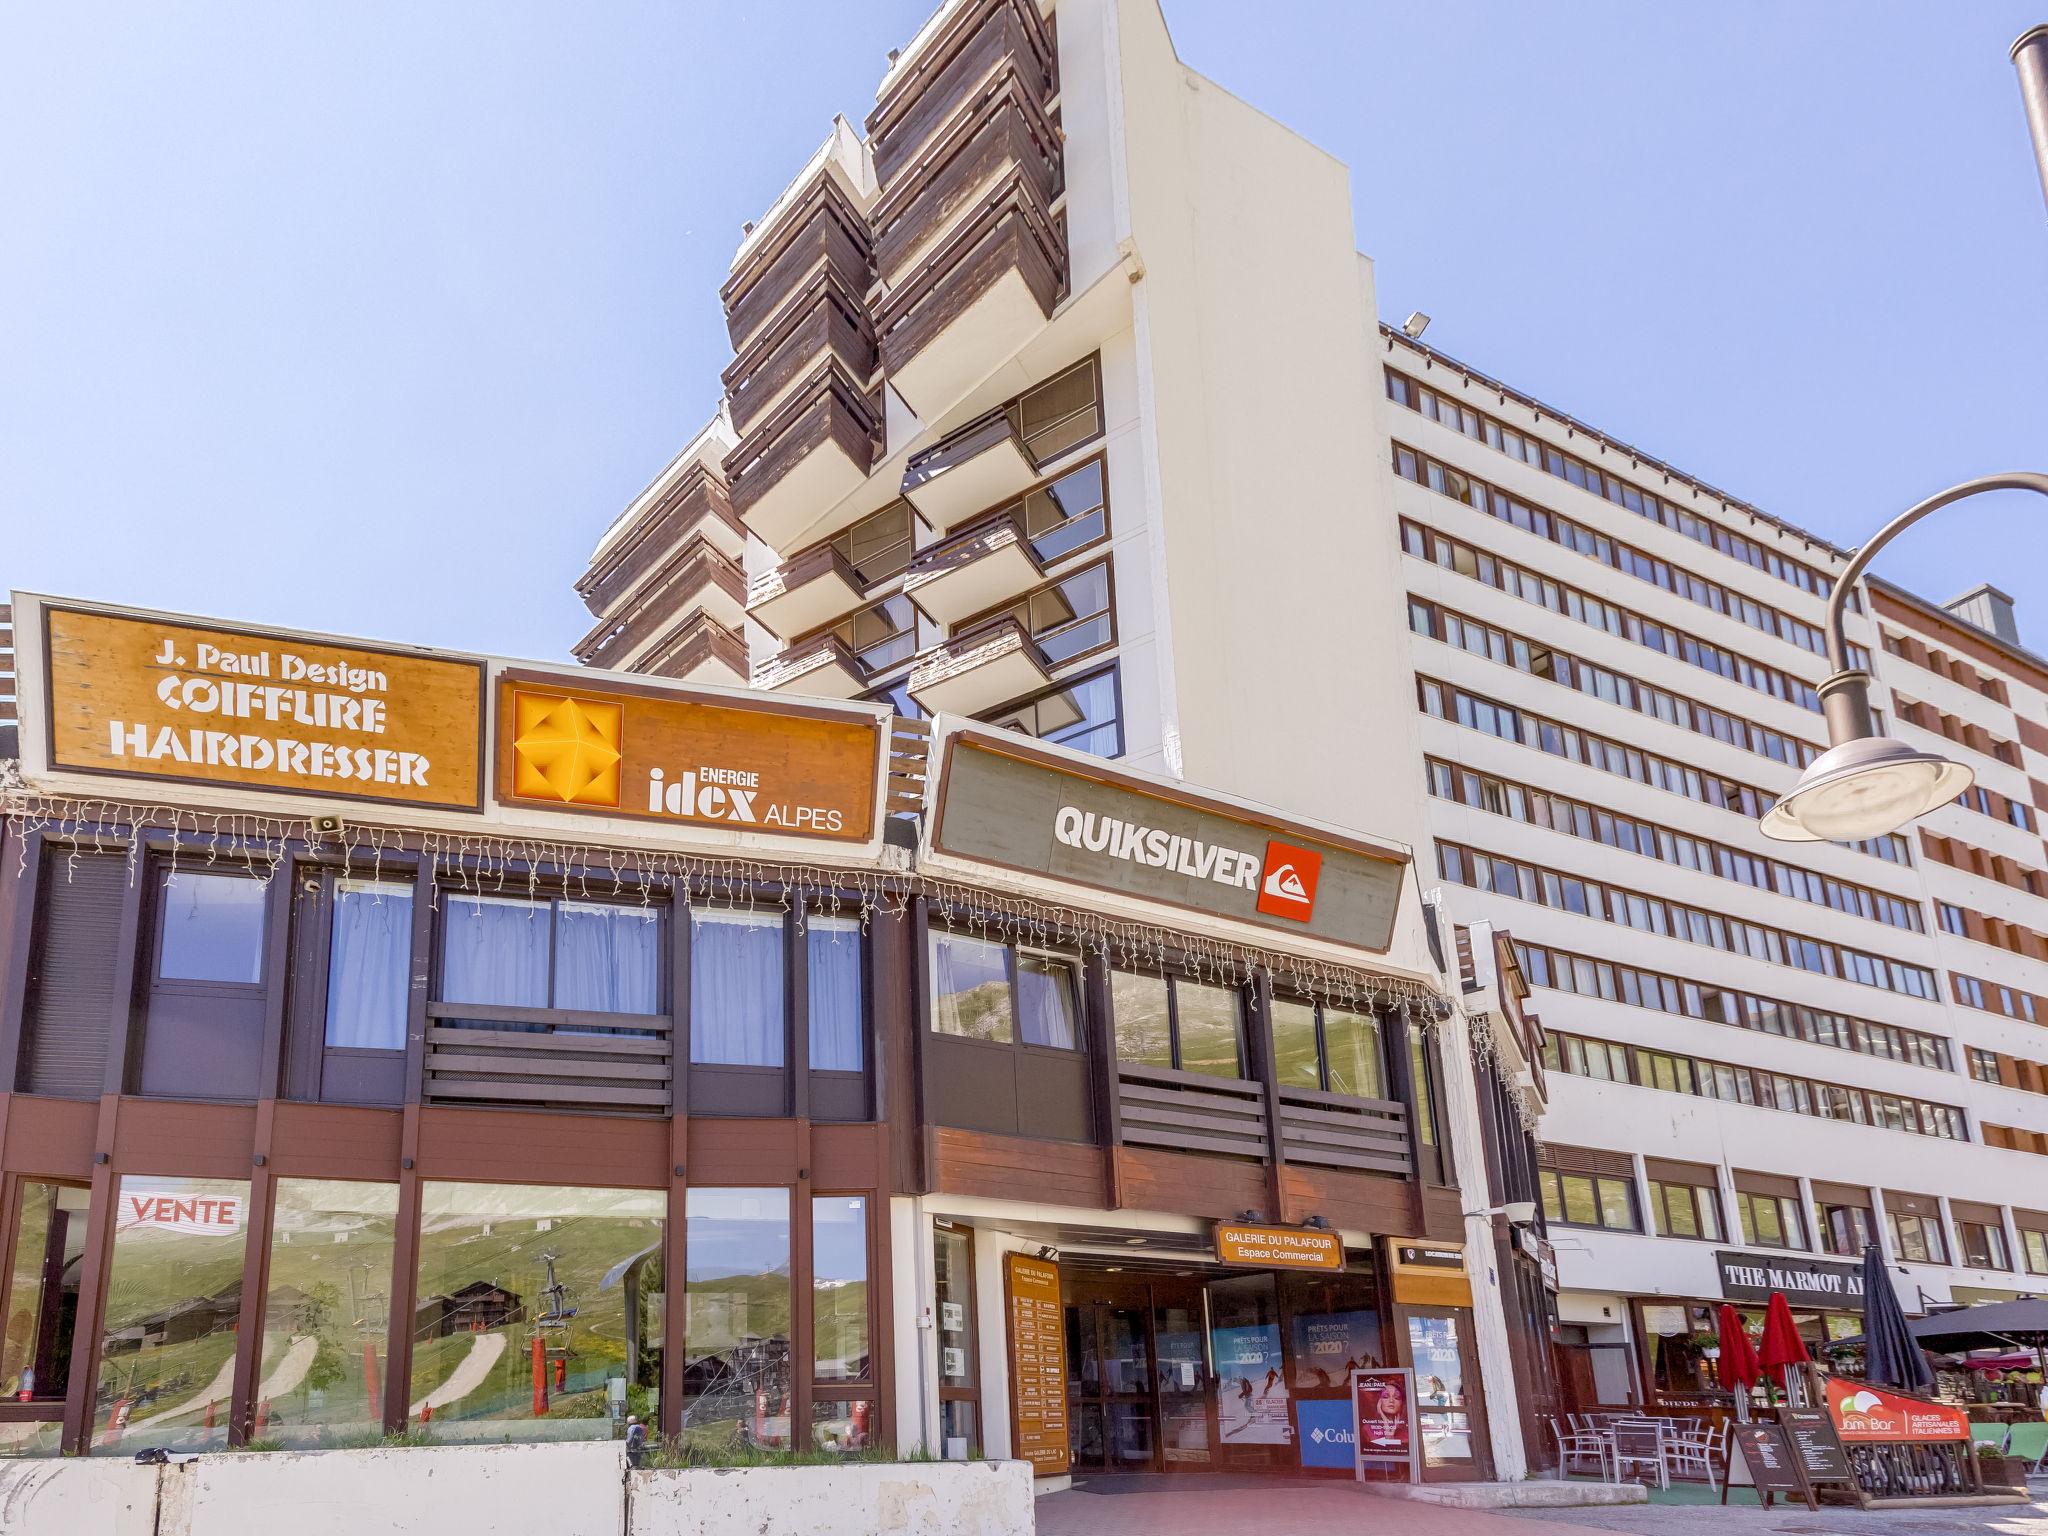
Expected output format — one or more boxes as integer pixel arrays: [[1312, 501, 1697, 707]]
[[1, 784, 1446, 1018]]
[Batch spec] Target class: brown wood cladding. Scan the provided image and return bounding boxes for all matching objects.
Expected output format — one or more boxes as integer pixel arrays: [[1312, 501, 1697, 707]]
[[1643, 1156, 1718, 1185], [268, 1103, 404, 1180], [724, 361, 881, 519], [1, 1093, 95, 1178], [1280, 1163, 1419, 1236], [640, 611, 749, 682], [723, 270, 878, 436], [868, 0, 1055, 186], [577, 464, 741, 619], [1113, 1144, 1264, 1220], [935, 1127, 1106, 1206], [722, 179, 873, 354], [1732, 1169, 1801, 1199], [873, 70, 1061, 287], [1539, 1143, 1633, 1178], [110, 1099, 260, 1178], [573, 536, 747, 666], [1811, 1180, 1872, 1208], [874, 187, 1064, 380]]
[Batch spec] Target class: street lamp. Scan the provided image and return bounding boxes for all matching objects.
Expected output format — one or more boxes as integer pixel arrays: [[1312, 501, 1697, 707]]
[[2014, 26, 2048, 219], [1759, 473, 2048, 843]]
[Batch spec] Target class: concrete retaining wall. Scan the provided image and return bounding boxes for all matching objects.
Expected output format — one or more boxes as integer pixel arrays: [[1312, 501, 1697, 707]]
[[0, 1449, 1033, 1536]]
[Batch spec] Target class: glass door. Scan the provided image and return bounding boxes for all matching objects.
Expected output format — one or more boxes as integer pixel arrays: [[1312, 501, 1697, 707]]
[[1065, 1292, 1156, 1472], [1405, 1310, 1483, 1473], [1152, 1299, 1212, 1467]]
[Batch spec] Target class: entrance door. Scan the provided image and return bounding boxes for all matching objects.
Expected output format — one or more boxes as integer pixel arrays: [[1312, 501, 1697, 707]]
[[1066, 1295, 1156, 1472]]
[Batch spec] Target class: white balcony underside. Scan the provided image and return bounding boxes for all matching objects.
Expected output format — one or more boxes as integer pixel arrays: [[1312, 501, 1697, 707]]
[[903, 433, 1038, 533], [740, 439, 870, 553], [904, 536, 1040, 627], [888, 268, 1050, 422], [748, 565, 867, 641], [909, 637, 1051, 716], [758, 651, 868, 701]]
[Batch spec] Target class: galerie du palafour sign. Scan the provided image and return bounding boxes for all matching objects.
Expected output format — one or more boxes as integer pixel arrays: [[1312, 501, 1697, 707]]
[[34, 599, 486, 811], [1715, 1251, 1867, 1310], [927, 725, 1408, 955]]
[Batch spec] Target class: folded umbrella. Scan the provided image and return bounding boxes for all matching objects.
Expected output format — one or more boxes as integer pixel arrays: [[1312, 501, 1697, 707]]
[[1717, 1302, 1761, 1419], [1758, 1292, 1811, 1399], [1860, 1243, 1934, 1394]]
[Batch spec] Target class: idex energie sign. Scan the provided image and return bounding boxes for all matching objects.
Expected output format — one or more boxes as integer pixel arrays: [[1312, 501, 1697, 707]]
[[932, 734, 1407, 953], [493, 672, 880, 842], [43, 605, 485, 810]]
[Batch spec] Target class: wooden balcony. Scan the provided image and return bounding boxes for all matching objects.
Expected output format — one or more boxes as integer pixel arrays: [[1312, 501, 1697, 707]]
[[578, 461, 745, 620], [873, 178, 1065, 421], [747, 541, 870, 642], [722, 269, 877, 438], [572, 535, 748, 671], [634, 610, 750, 686], [899, 410, 1039, 532], [422, 1003, 672, 1113], [901, 511, 1045, 628], [722, 172, 873, 356], [724, 362, 883, 553], [869, 0, 1056, 188], [1276, 1086, 1411, 1176], [1116, 1065, 1269, 1160], [752, 630, 871, 700], [872, 65, 1061, 289], [906, 613, 1053, 717]]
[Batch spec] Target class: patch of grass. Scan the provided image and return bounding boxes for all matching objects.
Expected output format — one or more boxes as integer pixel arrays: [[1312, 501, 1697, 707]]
[[233, 1438, 287, 1453], [639, 1436, 972, 1471]]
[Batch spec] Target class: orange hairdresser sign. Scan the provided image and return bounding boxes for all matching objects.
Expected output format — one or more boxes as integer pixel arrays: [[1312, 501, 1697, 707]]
[[42, 604, 484, 810], [1215, 1222, 1344, 1272], [1004, 1253, 1070, 1476], [1824, 1378, 1970, 1443], [492, 672, 880, 843]]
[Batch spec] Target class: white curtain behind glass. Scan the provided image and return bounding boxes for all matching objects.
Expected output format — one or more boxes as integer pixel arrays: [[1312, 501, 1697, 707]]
[[325, 881, 412, 1049], [1016, 954, 1078, 1049], [555, 902, 661, 1016], [807, 916, 863, 1071], [690, 911, 785, 1066], [441, 896, 551, 1019]]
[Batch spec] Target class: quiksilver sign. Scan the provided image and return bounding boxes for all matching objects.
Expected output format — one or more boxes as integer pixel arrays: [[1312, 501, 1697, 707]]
[[931, 732, 1405, 955]]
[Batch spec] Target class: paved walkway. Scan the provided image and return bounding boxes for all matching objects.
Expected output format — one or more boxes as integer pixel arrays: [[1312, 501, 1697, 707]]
[[1037, 1479, 2048, 1536]]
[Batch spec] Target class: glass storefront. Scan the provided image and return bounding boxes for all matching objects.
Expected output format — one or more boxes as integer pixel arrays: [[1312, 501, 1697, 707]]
[[2, 1181, 87, 1406], [1405, 1313, 1475, 1466], [257, 1180, 396, 1446], [94, 1175, 251, 1452], [933, 1222, 978, 1458], [410, 1183, 663, 1441], [680, 1187, 789, 1451]]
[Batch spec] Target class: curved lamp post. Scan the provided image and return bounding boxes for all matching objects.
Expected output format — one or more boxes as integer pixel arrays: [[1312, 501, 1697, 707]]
[[1759, 473, 2048, 843]]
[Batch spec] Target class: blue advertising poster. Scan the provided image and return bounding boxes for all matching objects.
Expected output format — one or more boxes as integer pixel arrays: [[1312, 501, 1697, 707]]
[[1290, 1308, 1383, 1388], [1295, 1397, 1355, 1469], [1212, 1322, 1291, 1445]]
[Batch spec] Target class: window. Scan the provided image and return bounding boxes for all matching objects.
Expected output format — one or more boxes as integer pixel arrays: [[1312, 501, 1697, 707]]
[[1269, 997, 1385, 1099], [1938, 903, 1967, 936], [1110, 970, 1241, 1078], [932, 1221, 978, 1458], [1957, 1220, 2011, 1271], [1011, 354, 1103, 462], [1021, 457, 1107, 563], [2022, 1228, 2048, 1276], [983, 560, 1112, 666], [440, 893, 661, 1020], [1650, 1180, 1722, 1242], [1540, 1169, 1640, 1232], [259, 1180, 395, 1446], [683, 1188, 790, 1450], [1819, 1202, 1875, 1257], [1409, 1031, 1446, 1179], [807, 916, 864, 1073], [1, 1181, 88, 1404], [1969, 1048, 2002, 1085], [690, 909, 783, 1066], [94, 1176, 251, 1453], [325, 879, 412, 1050], [1887, 1209, 1949, 1265], [832, 595, 923, 675], [833, 501, 915, 585], [928, 931, 1079, 1049], [987, 664, 1123, 759], [158, 871, 266, 983], [813, 1196, 870, 1384], [1738, 1191, 1805, 1250]]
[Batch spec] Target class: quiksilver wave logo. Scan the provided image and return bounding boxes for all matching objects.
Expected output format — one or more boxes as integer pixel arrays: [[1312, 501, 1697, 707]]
[[1256, 841, 1322, 922]]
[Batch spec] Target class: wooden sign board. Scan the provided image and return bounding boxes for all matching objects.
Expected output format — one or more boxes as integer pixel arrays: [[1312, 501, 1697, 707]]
[[492, 671, 881, 843], [1004, 1253, 1070, 1476], [1388, 1239, 1472, 1307], [42, 604, 484, 810], [1782, 1406, 1855, 1480], [1214, 1222, 1344, 1272], [1728, 1422, 1810, 1504]]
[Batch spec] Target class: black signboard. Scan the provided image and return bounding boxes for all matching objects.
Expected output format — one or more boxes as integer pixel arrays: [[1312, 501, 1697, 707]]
[[1396, 1244, 1464, 1270], [1781, 1407, 1854, 1483], [1715, 1250, 1866, 1311], [1730, 1422, 1807, 1500]]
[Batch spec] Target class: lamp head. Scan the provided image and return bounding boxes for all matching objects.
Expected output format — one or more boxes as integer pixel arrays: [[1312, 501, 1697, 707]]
[[1760, 735, 1973, 843]]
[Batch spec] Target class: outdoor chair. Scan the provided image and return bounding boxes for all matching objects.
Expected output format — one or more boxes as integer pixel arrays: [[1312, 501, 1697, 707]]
[[1609, 1421, 1670, 1490], [1549, 1415, 1615, 1481], [2005, 1421, 2048, 1474], [1663, 1419, 1725, 1494]]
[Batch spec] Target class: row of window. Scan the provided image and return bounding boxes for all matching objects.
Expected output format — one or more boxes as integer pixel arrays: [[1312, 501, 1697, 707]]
[[1950, 971, 2044, 1025], [1967, 1045, 2048, 1096], [1437, 840, 1942, 1001], [1408, 595, 1822, 771], [1402, 519, 1829, 716], [1385, 369, 1844, 603], [1425, 757, 1923, 932], [1895, 696, 2024, 771], [1880, 626, 2013, 703], [1919, 828, 2048, 900], [1511, 938, 1952, 1072], [1936, 900, 2048, 965], [877, 661, 1127, 761], [828, 555, 1114, 680], [1984, 1121, 2048, 1157], [1954, 781, 2036, 833], [1541, 1028, 1969, 1140], [1415, 675, 1912, 865]]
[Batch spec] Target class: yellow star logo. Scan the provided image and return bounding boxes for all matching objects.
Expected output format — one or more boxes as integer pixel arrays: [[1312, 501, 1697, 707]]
[[510, 692, 623, 806]]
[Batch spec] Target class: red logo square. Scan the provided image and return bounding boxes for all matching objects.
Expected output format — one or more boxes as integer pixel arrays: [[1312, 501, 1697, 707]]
[[1255, 840, 1322, 921]]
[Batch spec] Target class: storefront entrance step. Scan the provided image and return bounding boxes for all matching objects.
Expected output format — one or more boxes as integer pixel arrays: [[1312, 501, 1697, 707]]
[[1360, 1480, 1650, 1509]]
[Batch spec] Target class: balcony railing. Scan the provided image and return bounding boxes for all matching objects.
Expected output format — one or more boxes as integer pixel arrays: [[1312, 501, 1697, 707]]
[[721, 174, 873, 355], [747, 541, 871, 641], [752, 631, 871, 700], [576, 463, 745, 620], [899, 411, 1040, 533], [723, 362, 883, 553], [423, 1002, 673, 1113], [572, 537, 748, 671], [901, 511, 1045, 628], [1117, 1064, 1269, 1160], [723, 269, 877, 438], [1276, 1086, 1411, 1177], [906, 613, 1053, 717], [869, 0, 1056, 188], [872, 67, 1062, 289], [635, 610, 750, 685]]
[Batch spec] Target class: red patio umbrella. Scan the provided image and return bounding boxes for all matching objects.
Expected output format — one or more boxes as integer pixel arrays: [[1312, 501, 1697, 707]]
[[1716, 1303, 1761, 1392], [1758, 1293, 1811, 1401]]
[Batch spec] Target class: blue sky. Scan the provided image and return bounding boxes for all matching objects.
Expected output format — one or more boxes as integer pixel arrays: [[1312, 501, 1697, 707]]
[[4, 3, 2045, 660]]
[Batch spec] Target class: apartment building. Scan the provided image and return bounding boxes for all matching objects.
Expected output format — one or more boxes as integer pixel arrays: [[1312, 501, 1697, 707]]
[[573, 0, 1553, 1484], [1386, 335, 2048, 1407]]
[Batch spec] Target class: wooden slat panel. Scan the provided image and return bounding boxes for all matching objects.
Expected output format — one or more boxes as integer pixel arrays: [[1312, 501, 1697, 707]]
[[424, 1025, 668, 1056], [424, 1001, 671, 1032], [425, 1079, 670, 1108], [1280, 1139, 1409, 1176], [426, 1051, 670, 1082]]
